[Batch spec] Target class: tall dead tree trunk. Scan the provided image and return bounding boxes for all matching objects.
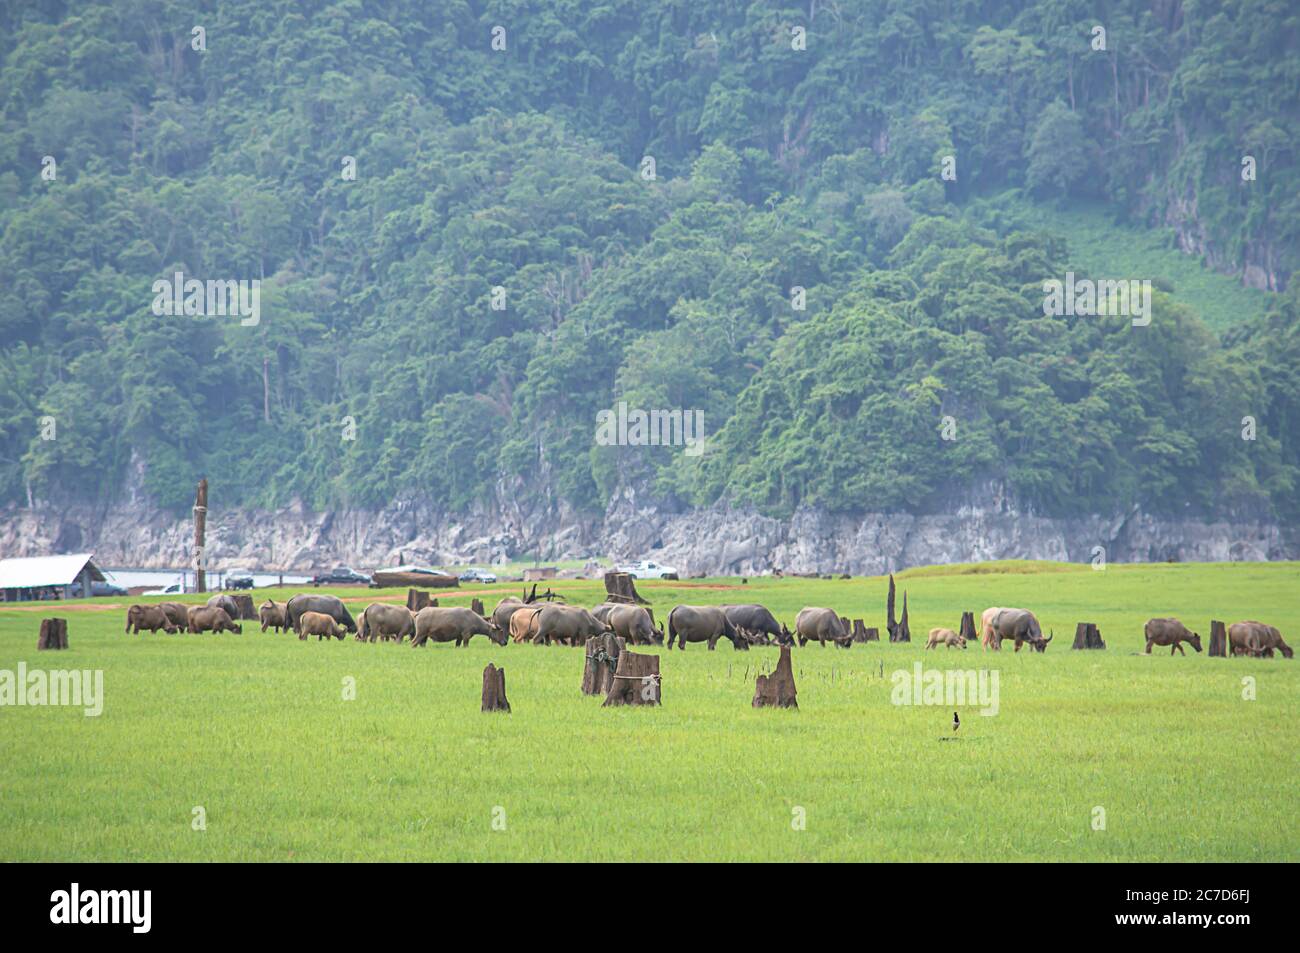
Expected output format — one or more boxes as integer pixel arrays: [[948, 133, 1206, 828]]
[[193, 477, 208, 594], [481, 664, 510, 712], [753, 645, 798, 708], [603, 649, 660, 706], [886, 573, 897, 639], [892, 591, 911, 642], [38, 618, 68, 650], [1208, 620, 1227, 657]]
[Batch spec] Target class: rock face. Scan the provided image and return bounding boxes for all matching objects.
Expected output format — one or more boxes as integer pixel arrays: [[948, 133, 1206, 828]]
[[0, 482, 1293, 574]]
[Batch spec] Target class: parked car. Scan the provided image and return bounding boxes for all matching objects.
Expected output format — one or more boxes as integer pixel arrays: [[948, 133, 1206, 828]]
[[616, 559, 678, 580], [142, 582, 186, 596], [310, 566, 371, 586], [458, 567, 498, 584], [225, 573, 254, 590], [69, 580, 128, 598]]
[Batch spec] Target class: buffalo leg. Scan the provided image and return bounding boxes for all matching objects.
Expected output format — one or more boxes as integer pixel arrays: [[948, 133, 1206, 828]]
[[1145, 640, 1153, 654]]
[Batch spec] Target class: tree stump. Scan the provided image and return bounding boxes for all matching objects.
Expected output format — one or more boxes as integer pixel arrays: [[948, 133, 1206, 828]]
[[407, 590, 436, 612], [1071, 622, 1106, 650], [38, 618, 69, 650], [753, 645, 798, 708], [603, 571, 650, 605], [891, 591, 911, 642], [232, 593, 257, 620], [481, 664, 510, 713], [471, 597, 485, 617], [959, 611, 977, 644], [886, 573, 897, 639], [582, 633, 626, 695], [602, 649, 660, 707], [1208, 620, 1227, 657]]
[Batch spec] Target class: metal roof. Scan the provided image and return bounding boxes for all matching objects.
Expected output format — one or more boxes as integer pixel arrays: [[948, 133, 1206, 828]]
[[0, 553, 104, 589]]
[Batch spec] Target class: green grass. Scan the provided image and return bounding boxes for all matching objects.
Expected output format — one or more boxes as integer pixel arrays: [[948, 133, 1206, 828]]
[[965, 193, 1275, 333], [1, 561, 1296, 861]]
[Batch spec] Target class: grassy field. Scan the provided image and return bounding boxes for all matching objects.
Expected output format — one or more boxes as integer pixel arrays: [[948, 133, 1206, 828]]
[[1, 560, 1296, 862]]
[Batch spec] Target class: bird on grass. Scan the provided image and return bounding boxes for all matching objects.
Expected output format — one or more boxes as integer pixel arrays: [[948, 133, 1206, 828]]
[[952, 711, 960, 733]]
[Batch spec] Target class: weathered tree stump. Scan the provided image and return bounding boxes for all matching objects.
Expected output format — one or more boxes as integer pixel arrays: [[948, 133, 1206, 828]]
[[232, 593, 257, 620], [407, 589, 436, 612], [959, 611, 977, 645], [1208, 620, 1227, 657], [481, 664, 511, 712], [582, 633, 626, 695], [471, 597, 485, 617], [603, 571, 650, 605], [891, 591, 911, 642], [886, 573, 897, 639], [38, 618, 69, 650], [1071, 622, 1106, 650], [753, 645, 798, 708], [602, 649, 660, 707]]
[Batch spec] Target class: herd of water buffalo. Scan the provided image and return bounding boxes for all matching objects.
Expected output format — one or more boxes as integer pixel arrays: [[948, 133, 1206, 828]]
[[120, 592, 1293, 658]]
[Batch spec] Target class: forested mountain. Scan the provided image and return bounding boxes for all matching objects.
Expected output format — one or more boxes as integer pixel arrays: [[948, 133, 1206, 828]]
[[1, 0, 1296, 528]]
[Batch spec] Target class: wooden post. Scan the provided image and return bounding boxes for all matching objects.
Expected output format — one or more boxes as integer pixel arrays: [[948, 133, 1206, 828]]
[[481, 664, 510, 713], [582, 633, 625, 695], [1208, 620, 1227, 657], [232, 593, 256, 620], [38, 618, 69, 650], [193, 477, 208, 593], [603, 650, 660, 707], [753, 645, 798, 708]]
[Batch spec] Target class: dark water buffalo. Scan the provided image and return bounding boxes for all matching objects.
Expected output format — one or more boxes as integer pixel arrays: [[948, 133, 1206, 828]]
[[413, 606, 504, 647], [533, 605, 611, 646], [1144, 618, 1201, 655], [721, 604, 789, 645], [986, 608, 1051, 652], [489, 597, 526, 639], [259, 599, 288, 633], [607, 604, 662, 645], [187, 605, 242, 634], [206, 594, 241, 619], [125, 604, 178, 634], [298, 610, 345, 641], [667, 605, 744, 651], [1229, 621, 1293, 658], [159, 602, 190, 631], [795, 607, 850, 647], [590, 602, 620, 623], [358, 603, 416, 643], [285, 593, 357, 635]]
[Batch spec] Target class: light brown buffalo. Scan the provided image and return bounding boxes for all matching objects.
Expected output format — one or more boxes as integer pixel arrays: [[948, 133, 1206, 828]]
[[925, 627, 965, 649], [187, 605, 242, 634], [509, 605, 545, 643], [125, 604, 178, 635], [1229, 621, 1293, 658], [1143, 618, 1201, 655], [298, 610, 345, 641], [259, 599, 288, 633]]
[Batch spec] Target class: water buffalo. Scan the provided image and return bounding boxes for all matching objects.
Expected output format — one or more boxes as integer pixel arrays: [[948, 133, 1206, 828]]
[[590, 602, 620, 623], [159, 602, 190, 631], [532, 605, 611, 646], [1144, 618, 1201, 655], [509, 605, 545, 643], [667, 605, 744, 651], [358, 603, 416, 643], [984, 608, 1051, 652], [413, 606, 505, 647], [607, 604, 662, 645], [298, 610, 345, 641], [926, 627, 965, 649], [259, 599, 288, 633], [285, 593, 357, 635], [795, 607, 850, 647], [187, 605, 242, 634], [125, 604, 178, 634], [979, 607, 1005, 650], [489, 597, 526, 640], [1229, 621, 1293, 658], [206, 594, 241, 620], [720, 604, 790, 646]]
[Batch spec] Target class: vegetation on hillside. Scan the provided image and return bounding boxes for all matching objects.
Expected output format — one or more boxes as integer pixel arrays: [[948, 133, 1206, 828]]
[[0, 0, 1296, 521]]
